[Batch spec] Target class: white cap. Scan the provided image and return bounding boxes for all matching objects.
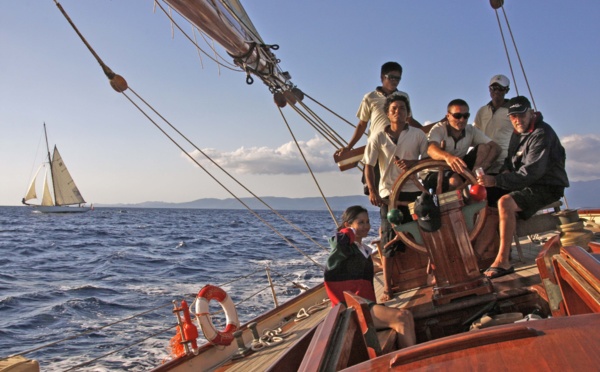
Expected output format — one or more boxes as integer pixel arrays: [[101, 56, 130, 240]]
[[489, 74, 510, 87]]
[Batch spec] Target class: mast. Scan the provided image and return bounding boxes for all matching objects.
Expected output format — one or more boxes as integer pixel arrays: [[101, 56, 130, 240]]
[[43, 123, 57, 206]]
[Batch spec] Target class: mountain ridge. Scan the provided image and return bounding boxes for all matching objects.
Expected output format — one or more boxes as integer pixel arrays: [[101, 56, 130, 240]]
[[97, 179, 598, 210]]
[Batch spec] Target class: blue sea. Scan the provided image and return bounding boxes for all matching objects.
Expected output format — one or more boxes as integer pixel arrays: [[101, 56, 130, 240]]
[[0, 206, 381, 371]]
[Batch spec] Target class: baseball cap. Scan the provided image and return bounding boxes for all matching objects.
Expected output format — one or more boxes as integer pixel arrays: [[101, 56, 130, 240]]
[[489, 74, 510, 88], [507, 96, 532, 115], [414, 192, 441, 232]]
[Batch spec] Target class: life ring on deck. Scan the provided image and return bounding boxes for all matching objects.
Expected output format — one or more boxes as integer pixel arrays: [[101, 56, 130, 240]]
[[194, 284, 239, 346]]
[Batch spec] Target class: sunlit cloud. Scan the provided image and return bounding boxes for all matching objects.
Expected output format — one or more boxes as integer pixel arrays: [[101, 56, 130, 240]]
[[188, 136, 338, 175], [563, 134, 600, 181], [188, 133, 599, 182]]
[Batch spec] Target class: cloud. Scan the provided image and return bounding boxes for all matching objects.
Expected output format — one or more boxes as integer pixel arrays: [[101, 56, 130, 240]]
[[563, 134, 600, 181], [188, 136, 338, 175], [187, 132, 600, 182]]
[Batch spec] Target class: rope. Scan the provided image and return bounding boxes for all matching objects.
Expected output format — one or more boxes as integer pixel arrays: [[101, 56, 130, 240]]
[[154, 0, 240, 71], [123, 88, 328, 253], [294, 298, 331, 322], [62, 324, 175, 371], [191, 26, 205, 69], [500, 6, 537, 110], [122, 88, 326, 268], [9, 301, 173, 358], [277, 105, 338, 227], [288, 101, 345, 149], [304, 93, 356, 128], [53, 0, 115, 80], [494, 9, 519, 95], [217, 268, 265, 287], [54, 0, 328, 267]]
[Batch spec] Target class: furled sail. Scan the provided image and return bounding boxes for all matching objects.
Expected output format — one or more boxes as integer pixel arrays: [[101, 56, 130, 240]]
[[50, 146, 86, 206], [164, 0, 289, 89]]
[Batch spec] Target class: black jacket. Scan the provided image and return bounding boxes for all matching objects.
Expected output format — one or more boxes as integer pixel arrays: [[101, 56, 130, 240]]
[[495, 112, 569, 190]]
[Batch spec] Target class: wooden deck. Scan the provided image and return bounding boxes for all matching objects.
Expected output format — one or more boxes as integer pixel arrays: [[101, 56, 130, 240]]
[[158, 213, 600, 372], [215, 303, 329, 372], [375, 233, 548, 309]]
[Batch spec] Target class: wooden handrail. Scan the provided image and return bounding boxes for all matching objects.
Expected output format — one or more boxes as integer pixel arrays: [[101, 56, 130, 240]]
[[390, 326, 538, 367]]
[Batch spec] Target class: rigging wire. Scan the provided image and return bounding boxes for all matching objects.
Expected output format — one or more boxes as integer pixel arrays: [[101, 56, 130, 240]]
[[500, 6, 537, 110], [494, 9, 519, 95], [303, 92, 357, 132], [153, 0, 241, 72], [9, 301, 173, 358], [276, 105, 338, 227], [123, 87, 329, 253], [10, 266, 307, 361], [62, 325, 175, 371], [216, 0, 287, 79], [52, 0, 328, 261], [494, 5, 536, 110], [122, 87, 328, 266]]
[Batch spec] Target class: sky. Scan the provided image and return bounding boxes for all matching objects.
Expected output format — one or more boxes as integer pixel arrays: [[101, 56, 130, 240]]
[[1, 0, 599, 206]]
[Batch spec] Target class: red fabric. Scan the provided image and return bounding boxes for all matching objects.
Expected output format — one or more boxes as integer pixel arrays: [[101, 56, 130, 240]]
[[324, 280, 376, 306], [339, 228, 355, 245]]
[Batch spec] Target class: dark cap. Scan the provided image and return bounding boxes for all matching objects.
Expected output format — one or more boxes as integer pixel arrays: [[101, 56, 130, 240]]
[[414, 192, 441, 232], [507, 96, 531, 115]]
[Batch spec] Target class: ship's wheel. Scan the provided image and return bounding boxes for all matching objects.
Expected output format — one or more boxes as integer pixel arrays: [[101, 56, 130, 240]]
[[387, 159, 488, 254]]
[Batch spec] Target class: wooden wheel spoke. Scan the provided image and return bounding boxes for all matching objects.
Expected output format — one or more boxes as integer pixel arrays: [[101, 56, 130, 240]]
[[388, 159, 488, 252], [456, 182, 470, 192], [409, 174, 428, 194]]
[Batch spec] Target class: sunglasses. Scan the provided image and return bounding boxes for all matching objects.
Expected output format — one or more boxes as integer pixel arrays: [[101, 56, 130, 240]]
[[449, 112, 470, 120], [385, 74, 401, 81], [489, 85, 508, 92]]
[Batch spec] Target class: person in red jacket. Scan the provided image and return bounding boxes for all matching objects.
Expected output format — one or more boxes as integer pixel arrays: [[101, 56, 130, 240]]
[[324, 205, 416, 348]]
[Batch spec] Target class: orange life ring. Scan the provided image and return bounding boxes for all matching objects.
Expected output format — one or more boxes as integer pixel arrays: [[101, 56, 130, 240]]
[[195, 284, 239, 346]]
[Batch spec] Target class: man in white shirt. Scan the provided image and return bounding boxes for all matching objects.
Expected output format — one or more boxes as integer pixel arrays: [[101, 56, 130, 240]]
[[473, 75, 513, 174]]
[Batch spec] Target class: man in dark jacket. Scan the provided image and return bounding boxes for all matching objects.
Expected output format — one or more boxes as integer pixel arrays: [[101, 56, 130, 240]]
[[477, 96, 569, 279]]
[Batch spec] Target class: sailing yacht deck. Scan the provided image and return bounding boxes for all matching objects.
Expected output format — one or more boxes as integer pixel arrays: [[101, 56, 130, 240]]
[[210, 236, 551, 371], [374, 233, 548, 311], [159, 219, 600, 372]]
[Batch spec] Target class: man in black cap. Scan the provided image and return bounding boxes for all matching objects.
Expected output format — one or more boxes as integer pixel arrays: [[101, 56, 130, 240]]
[[477, 96, 569, 279]]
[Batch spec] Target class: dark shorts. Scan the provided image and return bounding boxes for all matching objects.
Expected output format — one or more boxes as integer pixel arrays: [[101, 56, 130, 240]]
[[510, 185, 564, 220], [423, 148, 478, 192], [381, 191, 421, 258], [362, 161, 381, 196]]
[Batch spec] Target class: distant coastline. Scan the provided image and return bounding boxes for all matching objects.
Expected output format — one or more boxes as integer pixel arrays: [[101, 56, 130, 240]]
[[96, 179, 597, 211], [97, 195, 379, 211], [7, 179, 597, 210]]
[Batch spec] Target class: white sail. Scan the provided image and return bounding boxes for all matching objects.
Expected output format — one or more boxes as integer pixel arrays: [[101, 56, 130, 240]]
[[41, 169, 54, 206], [51, 146, 86, 206], [23, 165, 43, 202]]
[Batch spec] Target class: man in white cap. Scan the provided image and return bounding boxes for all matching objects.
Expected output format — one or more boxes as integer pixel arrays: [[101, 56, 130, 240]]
[[473, 74, 513, 174]]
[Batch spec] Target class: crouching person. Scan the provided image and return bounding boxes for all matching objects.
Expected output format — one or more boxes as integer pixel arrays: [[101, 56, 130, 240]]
[[324, 205, 416, 348]]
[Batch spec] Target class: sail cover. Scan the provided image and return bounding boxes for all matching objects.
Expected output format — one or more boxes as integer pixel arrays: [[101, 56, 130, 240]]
[[51, 146, 86, 205], [164, 0, 287, 88]]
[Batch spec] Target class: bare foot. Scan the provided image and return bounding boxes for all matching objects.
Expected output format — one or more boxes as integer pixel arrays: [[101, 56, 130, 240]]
[[395, 309, 416, 348], [380, 290, 392, 302], [427, 273, 436, 286]]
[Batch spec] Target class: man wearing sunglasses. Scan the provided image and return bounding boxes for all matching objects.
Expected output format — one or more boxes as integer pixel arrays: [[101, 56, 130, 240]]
[[477, 96, 569, 279], [336, 62, 421, 195], [337, 61, 420, 157], [473, 75, 513, 174], [426, 99, 501, 190]]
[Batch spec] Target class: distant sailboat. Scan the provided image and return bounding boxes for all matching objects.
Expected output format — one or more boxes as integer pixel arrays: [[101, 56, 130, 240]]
[[22, 123, 91, 213]]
